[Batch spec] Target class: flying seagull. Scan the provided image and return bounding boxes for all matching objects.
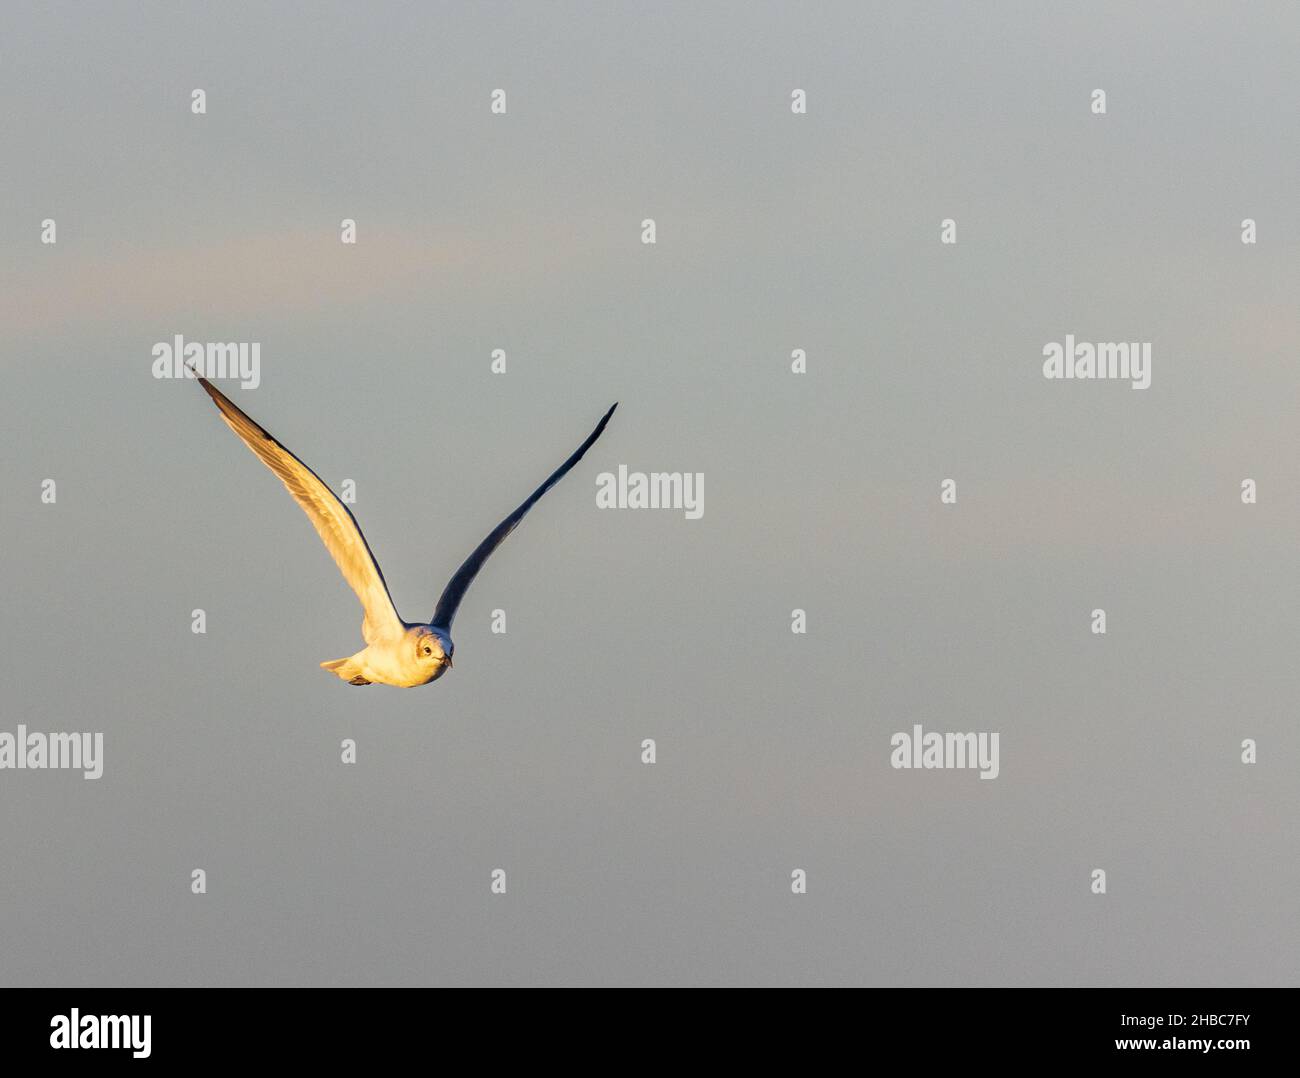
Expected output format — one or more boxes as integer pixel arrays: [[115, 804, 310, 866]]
[[193, 375, 616, 687]]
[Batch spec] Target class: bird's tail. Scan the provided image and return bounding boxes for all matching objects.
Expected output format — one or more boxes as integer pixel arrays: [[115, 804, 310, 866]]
[[321, 656, 371, 686]]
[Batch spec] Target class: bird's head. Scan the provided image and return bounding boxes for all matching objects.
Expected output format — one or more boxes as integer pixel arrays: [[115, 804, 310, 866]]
[[414, 627, 454, 677]]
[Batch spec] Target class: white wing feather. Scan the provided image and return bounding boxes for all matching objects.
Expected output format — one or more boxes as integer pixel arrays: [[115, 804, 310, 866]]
[[195, 376, 405, 645]]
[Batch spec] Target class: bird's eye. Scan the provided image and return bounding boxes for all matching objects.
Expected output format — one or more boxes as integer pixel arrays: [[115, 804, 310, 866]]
[[423, 647, 432, 656]]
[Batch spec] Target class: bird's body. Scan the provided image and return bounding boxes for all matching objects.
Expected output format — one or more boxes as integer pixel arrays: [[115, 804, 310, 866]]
[[320, 624, 453, 688], [191, 374, 615, 687]]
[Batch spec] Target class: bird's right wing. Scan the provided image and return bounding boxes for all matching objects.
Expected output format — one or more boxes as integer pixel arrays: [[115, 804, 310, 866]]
[[431, 403, 617, 630], [195, 376, 406, 645]]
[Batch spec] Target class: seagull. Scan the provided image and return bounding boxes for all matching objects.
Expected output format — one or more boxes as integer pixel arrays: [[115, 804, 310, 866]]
[[192, 374, 616, 687]]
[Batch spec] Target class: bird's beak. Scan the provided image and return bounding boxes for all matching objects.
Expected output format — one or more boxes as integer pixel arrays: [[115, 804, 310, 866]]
[[445, 655, 453, 668]]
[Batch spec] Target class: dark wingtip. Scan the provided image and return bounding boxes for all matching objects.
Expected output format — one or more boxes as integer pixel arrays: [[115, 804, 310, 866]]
[[186, 362, 216, 396], [588, 402, 617, 435]]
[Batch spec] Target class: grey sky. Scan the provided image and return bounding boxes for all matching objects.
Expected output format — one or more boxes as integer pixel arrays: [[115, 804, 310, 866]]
[[1, 1, 1297, 985]]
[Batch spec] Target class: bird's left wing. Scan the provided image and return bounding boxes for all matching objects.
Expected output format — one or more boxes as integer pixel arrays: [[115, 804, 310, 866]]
[[194, 376, 406, 645], [431, 402, 617, 630]]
